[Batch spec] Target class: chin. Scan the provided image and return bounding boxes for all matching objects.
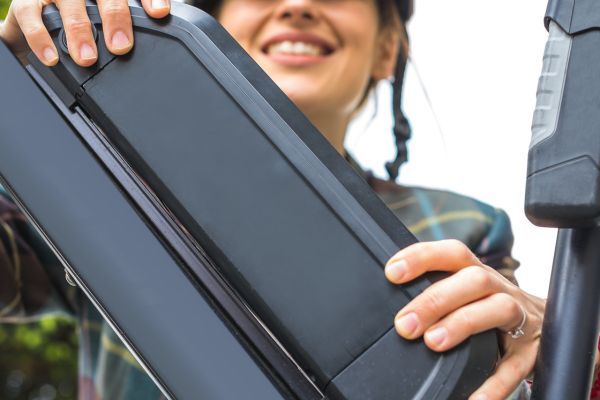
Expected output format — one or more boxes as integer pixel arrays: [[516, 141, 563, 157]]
[[284, 95, 325, 124], [276, 86, 307, 104], [271, 78, 319, 106]]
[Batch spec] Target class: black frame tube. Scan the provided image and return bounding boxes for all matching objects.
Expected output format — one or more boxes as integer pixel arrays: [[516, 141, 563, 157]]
[[531, 228, 600, 400]]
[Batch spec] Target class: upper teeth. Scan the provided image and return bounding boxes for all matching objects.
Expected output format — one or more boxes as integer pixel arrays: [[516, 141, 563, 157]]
[[267, 41, 324, 56]]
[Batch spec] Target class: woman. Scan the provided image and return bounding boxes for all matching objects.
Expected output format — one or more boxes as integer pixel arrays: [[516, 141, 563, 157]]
[[0, 0, 546, 399]]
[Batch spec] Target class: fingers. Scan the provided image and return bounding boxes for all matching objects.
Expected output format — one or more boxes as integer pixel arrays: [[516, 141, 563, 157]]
[[96, 0, 133, 55], [139, 0, 170, 19], [77, 0, 171, 56], [11, 0, 59, 66], [469, 349, 537, 400], [393, 266, 507, 340], [3, 0, 171, 66], [55, 0, 97, 66], [52, 0, 170, 61], [422, 293, 523, 351], [385, 240, 483, 284], [384, 239, 542, 399]]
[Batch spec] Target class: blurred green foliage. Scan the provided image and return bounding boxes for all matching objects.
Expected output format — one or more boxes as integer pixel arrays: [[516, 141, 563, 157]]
[[0, 1, 76, 398], [0, 317, 77, 400], [1, 4, 78, 398], [1, 0, 9, 20], [0, 3, 77, 399]]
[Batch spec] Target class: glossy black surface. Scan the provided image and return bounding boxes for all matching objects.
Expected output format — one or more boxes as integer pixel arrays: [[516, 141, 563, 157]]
[[0, 40, 286, 400], [0, 2, 498, 398]]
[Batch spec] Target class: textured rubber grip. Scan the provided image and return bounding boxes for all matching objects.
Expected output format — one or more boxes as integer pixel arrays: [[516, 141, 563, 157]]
[[530, 21, 572, 149]]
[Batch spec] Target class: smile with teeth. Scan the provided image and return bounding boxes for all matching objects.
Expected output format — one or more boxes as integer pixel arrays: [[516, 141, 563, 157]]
[[266, 41, 328, 57]]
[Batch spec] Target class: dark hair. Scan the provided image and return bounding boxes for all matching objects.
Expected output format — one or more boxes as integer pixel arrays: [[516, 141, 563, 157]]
[[374, 0, 412, 181], [376, 0, 400, 29]]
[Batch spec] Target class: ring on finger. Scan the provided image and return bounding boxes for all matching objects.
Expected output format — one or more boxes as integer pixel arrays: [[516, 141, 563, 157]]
[[506, 303, 527, 339]]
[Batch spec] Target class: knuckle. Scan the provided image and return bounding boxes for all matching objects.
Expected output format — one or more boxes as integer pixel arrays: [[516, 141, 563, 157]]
[[493, 293, 523, 329], [421, 288, 446, 315], [447, 239, 478, 263], [101, 2, 129, 19], [492, 375, 513, 396], [64, 18, 91, 34], [21, 23, 46, 38], [12, 1, 32, 21], [464, 266, 492, 288], [515, 363, 529, 379], [480, 358, 531, 400], [494, 364, 521, 395], [494, 292, 520, 317], [447, 238, 467, 251], [445, 238, 463, 247], [12, 1, 23, 18], [507, 301, 522, 323], [507, 358, 529, 380], [455, 307, 476, 332]]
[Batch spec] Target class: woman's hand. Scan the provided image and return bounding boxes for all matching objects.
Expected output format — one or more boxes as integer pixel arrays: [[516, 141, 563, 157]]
[[385, 239, 545, 400], [0, 0, 170, 66]]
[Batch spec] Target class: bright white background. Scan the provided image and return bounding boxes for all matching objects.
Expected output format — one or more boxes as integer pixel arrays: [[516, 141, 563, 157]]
[[346, 0, 555, 298]]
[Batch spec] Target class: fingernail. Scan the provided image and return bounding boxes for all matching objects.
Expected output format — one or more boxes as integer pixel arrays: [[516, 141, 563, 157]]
[[43, 47, 58, 64], [395, 312, 419, 337], [385, 259, 408, 282], [152, 0, 169, 9], [473, 394, 488, 400], [111, 30, 131, 51], [79, 43, 97, 61], [425, 326, 447, 347]]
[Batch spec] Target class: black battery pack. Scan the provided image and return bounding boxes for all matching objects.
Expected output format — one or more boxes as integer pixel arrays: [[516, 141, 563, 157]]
[[0, 2, 497, 399]]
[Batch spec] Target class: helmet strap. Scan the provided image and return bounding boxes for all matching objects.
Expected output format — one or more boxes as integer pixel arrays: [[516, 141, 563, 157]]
[[385, 23, 412, 181]]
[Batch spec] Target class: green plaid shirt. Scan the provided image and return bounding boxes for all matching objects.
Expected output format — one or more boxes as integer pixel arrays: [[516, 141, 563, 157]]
[[0, 168, 525, 399]]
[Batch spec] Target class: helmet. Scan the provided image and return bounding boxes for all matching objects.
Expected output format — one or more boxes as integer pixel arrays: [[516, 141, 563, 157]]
[[194, 0, 412, 21], [397, 0, 414, 22], [193, 0, 413, 180]]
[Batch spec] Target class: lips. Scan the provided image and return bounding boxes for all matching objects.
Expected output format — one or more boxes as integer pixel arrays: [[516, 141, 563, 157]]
[[261, 32, 336, 59], [267, 41, 324, 56]]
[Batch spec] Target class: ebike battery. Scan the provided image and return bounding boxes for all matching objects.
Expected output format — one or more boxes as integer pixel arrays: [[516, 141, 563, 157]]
[[0, 2, 497, 398], [526, 0, 600, 228]]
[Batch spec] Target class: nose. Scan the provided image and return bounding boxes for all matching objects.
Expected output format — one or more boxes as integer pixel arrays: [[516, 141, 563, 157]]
[[274, 0, 319, 25]]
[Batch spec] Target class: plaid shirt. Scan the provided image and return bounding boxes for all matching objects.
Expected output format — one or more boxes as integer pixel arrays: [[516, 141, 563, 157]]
[[0, 166, 524, 399]]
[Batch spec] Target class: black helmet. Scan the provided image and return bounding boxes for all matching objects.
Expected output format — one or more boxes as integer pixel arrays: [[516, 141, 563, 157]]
[[193, 0, 413, 180], [397, 0, 414, 22], [193, 0, 412, 21]]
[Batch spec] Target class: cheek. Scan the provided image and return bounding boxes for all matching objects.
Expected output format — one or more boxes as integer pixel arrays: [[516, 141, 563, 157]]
[[335, 62, 374, 112], [333, 35, 380, 109], [263, 40, 377, 115], [216, 5, 261, 51], [328, 10, 381, 99]]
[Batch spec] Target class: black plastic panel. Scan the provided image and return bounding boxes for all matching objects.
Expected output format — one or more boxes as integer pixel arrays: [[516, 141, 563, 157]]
[[546, 0, 600, 33], [526, 27, 600, 227], [0, 1, 499, 398], [0, 41, 285, 400], [73, 31, 415, 384]]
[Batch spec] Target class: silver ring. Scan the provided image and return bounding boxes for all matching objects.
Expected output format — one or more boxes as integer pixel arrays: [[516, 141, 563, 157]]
[[507, 304, 527, 339]]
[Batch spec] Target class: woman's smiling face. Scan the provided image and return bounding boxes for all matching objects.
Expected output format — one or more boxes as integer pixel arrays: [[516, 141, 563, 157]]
[[216, 0, 399, 151]]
